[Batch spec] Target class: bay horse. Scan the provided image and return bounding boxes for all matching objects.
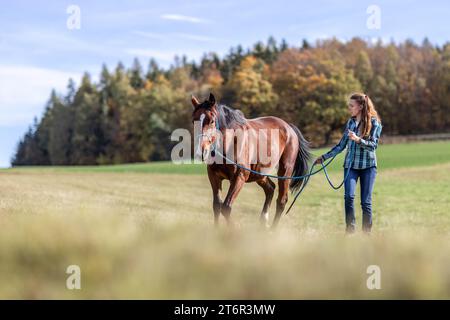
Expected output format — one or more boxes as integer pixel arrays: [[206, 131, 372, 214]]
[[191, 93, 312, 228]]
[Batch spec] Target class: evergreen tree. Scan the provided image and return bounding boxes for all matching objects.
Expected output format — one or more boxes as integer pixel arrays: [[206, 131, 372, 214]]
[[129, 58, 144, 90]]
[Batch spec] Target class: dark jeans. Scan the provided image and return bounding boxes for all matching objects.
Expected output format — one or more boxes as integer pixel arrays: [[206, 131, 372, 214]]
[[344, 166, 377, 233]]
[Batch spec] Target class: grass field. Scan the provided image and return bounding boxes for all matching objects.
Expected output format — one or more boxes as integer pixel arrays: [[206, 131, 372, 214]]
[[0, 140, 449, 299]]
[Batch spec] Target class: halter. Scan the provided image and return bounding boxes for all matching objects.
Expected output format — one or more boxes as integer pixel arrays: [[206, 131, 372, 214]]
[[195, 113, 220, 157]]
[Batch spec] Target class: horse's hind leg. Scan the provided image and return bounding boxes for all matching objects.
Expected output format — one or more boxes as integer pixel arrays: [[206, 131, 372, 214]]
[[272, 179, 289, 228], [272, 161, 293, 229], [257, 177, 275, 228]]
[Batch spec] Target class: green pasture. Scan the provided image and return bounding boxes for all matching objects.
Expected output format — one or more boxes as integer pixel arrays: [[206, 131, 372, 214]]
[[0, 140, 449, 299]]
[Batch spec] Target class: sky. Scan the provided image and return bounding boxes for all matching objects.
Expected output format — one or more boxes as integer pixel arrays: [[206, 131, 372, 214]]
[[0, 0, 448, 167]]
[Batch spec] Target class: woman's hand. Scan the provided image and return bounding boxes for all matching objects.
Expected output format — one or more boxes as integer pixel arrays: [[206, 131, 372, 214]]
[[314, 156, 324, 165], [347, 130, 361, 143]]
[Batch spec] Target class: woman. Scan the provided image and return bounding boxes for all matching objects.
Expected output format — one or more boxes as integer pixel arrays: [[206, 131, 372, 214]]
[[314, 93, 382, 234]]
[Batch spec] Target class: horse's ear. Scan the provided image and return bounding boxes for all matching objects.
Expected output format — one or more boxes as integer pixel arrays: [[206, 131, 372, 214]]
[[191, 95, 200, 108], [208, 93, 216, 106]]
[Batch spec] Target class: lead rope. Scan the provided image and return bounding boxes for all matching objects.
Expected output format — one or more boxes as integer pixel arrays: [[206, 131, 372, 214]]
[[284, 141, 356, 215], [207, 116, 356, 214]]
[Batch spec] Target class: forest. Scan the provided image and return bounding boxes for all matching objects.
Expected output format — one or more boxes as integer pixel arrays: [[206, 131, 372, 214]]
[[12, 37, 450, 165]]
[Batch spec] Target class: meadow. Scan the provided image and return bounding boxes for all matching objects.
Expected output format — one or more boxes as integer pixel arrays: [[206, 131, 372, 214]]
[[0, 140, 449, 299]]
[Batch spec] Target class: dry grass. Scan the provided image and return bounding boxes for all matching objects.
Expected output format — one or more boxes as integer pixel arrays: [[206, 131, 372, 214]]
[[0, 161, 449, 299]]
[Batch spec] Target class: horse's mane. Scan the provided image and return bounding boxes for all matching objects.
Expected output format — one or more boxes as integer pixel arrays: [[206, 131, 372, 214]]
[[216, 104, 247, 129]]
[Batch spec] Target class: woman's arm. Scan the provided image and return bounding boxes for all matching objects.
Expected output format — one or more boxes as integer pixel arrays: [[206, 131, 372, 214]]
[[358, 120, 382, 151], [321, 121, 350, 161]]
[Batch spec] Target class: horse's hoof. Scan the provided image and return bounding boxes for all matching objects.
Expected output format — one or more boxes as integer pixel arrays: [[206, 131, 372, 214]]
[[260, 222, 270, 230]]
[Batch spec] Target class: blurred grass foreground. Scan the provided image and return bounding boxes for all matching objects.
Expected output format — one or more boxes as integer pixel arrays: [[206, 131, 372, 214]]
[[0, 141, 449, 299]]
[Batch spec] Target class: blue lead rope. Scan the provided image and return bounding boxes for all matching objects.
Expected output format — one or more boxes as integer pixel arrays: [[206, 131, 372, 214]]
[[212, 134, 356, 215], [210, 118, 356, 214], [284, 142, 356, 215]]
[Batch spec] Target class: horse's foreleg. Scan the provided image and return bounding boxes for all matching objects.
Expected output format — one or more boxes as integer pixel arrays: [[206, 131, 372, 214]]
[[222, 174, 246, 227], [213, 195, 222, 226], [257, 177, 275, 228], [208, 169, 222, 227]]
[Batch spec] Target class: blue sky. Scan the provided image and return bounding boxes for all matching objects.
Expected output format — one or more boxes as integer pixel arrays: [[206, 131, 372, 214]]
[[0, 0, 448, 167]]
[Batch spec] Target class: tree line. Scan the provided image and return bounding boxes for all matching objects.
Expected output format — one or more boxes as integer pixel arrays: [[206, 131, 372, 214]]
[[12, 37, 450, 166]]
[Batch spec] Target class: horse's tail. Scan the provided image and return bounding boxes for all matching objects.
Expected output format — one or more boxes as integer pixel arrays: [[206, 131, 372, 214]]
[[288, 124, 313, 194]]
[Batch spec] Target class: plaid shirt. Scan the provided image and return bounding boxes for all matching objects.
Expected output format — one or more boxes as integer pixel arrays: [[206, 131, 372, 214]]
[[322, 116, 382, 169]]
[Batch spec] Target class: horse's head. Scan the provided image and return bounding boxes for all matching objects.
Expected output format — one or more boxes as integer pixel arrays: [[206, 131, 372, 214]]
[[191, 93, 219, 161]]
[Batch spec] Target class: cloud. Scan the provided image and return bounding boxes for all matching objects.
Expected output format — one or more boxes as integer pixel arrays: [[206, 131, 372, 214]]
[[0, 65, 81, 127], [132, 31, 166, 40], [174, 33, 216, 42], [124, 49, 178, 62], [94, 9, 157, 22], [124, 48, 206, 67], [161, 14, 210, 24], [133, 30, 217, 42], [0, 29, 121, 58]]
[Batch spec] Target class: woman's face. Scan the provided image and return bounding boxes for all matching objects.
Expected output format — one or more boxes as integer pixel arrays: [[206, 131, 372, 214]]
[[348, 99, 362, 117]]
